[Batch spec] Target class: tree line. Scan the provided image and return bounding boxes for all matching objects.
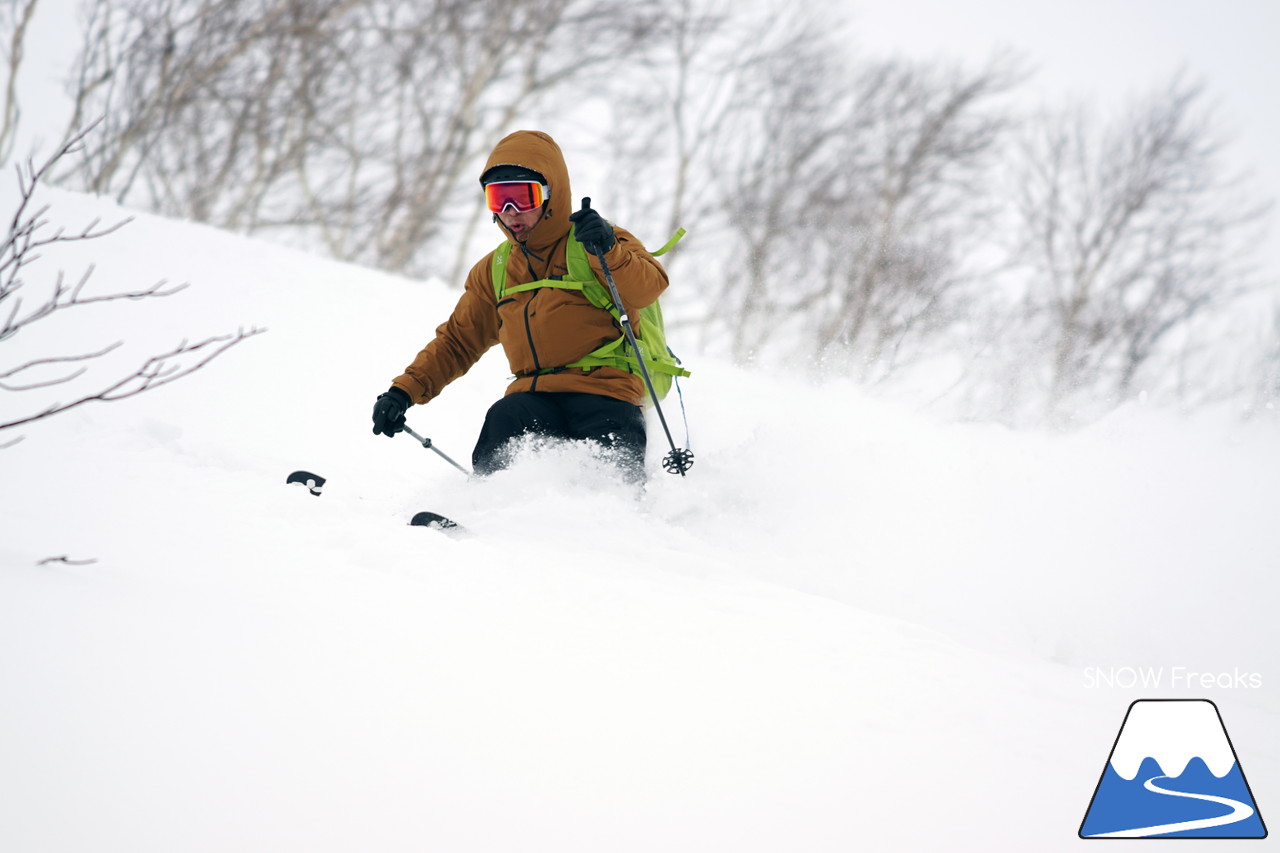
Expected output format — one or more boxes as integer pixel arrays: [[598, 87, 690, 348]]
[[3, 0, 1275, 425]]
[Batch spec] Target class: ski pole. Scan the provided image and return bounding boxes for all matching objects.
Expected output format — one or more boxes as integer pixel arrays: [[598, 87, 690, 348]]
[[401, 423, 472, 477], [580, 198, 694, 477]]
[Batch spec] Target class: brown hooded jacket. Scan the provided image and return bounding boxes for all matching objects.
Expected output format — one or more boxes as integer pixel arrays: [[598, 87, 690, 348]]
[[390, 130, 670, 407]]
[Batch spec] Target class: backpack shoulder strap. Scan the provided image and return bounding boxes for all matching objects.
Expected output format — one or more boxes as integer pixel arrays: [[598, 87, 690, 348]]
[[490, 231, 600, 301], [490, 241, 514, 301], [564, 228, 596, 282], [491, 225, 684, 300]]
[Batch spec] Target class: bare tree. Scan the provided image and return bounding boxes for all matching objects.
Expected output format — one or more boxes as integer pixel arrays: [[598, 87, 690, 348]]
[[57, 0, 668, 276], [0, 0, 40, 165], [60, 0, 363, 222], [604, 0, 748, 242], [705, 13, 846, 363], [805, 57, 1021, 381], [1009, 76, 1268, 421], [1, 125, 264, 445], [699, 43, 1021, 375]]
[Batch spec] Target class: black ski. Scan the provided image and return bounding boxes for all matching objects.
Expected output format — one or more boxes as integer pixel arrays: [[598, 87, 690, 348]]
[[287, 470, 463, 532], [409, 511, 462, 532], [286, 470, 325, 496]]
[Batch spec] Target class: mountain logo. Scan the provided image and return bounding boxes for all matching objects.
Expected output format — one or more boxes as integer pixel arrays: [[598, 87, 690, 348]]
[[1080, 699, 1267, 838]]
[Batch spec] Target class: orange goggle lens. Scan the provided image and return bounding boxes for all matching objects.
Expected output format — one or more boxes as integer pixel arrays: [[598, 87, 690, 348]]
[[484, 181, 549, 214]]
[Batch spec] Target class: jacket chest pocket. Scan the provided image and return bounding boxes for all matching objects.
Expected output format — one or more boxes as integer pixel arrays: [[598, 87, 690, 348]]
[[495, 296, 518, 329]]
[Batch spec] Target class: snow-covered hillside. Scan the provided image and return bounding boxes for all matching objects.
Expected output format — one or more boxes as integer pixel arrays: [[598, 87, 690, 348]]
[[2, 187, 1276, 851]]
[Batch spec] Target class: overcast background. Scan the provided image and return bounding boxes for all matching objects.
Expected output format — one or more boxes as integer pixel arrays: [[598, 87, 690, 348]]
[[854, 0, 1280, 278], [12, 0, 1278, 279], [3, 5, 1278, 848]]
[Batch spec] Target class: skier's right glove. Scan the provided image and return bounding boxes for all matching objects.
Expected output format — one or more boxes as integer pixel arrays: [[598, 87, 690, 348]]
[[371, 386, 411, 437]]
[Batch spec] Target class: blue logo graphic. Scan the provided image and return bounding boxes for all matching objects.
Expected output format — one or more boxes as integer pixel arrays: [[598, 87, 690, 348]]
[[1080, 699, 1267, 838]]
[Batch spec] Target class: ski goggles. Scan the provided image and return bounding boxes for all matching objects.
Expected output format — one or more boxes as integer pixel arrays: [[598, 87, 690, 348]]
[[484, 181, 549, 215]]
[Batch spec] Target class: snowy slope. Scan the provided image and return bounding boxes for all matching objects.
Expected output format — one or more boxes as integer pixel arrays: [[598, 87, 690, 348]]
[[2, 187, 1277, 852]]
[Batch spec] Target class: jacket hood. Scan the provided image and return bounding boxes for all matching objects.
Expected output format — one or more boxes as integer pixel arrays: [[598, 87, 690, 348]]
[[481, 130, 572, 252]]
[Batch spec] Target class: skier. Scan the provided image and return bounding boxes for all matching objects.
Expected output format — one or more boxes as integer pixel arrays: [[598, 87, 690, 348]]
[[370, 130, 670, 481]]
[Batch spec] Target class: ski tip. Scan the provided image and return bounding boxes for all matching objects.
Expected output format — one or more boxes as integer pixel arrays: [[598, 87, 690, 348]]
[[286, 470, 325, 496], [409, 511, 461, 532]]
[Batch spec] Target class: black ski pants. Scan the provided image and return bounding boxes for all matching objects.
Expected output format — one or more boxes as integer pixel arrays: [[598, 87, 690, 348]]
[[472, 391, 647, 480]]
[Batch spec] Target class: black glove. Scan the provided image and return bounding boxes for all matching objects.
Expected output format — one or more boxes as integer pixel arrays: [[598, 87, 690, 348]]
[[569, 197, 616, 255], [371, 386, 411, 437]]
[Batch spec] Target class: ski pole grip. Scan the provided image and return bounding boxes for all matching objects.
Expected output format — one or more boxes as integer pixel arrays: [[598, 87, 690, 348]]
[[577, 197, 608, 258]]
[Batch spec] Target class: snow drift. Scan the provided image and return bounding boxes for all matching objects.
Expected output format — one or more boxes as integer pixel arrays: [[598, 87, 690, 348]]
[[2, 186, 1277, 852]]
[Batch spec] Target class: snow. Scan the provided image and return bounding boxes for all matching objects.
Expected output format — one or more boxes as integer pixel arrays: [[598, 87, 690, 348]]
[[2, 186, 1278, 851]]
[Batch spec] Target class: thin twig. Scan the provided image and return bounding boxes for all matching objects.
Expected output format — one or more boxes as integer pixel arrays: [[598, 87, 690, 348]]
[[37, 555, 99, 567]]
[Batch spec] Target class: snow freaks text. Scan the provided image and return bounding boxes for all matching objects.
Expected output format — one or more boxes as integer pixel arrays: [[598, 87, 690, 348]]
[[1083, 667, 1264, 690]]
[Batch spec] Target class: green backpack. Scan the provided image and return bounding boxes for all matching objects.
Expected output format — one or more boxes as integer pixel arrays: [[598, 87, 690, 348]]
[[490, 226, 690, 402]]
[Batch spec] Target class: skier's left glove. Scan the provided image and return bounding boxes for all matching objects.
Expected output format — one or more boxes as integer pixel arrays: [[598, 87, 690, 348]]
[[569, 198, 616, 255], [372, 386, 411, 437]]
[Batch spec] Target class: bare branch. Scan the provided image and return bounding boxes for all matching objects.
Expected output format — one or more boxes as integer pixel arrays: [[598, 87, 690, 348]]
[[0, 341, 124, 388], [0, 327, 267, 432], [2, 122, 268, 442]]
